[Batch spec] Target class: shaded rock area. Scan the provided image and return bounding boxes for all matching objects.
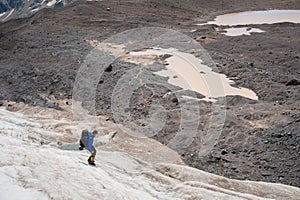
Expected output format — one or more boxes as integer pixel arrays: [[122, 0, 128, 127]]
[[0, 0, 74, 22], [0, 0, 299, 187]]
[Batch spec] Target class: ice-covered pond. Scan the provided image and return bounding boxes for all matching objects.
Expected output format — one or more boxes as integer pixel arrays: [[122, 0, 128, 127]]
[[200, 10, 300, 36], [204, 10, 300, 26], [130, 48, 258, 101]]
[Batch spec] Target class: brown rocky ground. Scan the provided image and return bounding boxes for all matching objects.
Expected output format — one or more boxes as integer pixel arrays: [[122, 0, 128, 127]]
[[0, 0, 299, 187]]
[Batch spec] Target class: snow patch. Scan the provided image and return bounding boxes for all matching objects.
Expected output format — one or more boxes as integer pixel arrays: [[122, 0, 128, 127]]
[[222, 27, 265, 36], [2, 9, 14, 21], [30, 7, 41, 13], [0, 12, 7, 17], [47, 0, 58, 7]]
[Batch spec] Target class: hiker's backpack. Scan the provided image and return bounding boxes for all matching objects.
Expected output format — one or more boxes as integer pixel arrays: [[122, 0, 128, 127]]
[[81, 129, 89, 146]]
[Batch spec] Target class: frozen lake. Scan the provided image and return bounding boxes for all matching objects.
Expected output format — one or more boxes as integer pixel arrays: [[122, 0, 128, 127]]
[[204, 10, 300, 26]]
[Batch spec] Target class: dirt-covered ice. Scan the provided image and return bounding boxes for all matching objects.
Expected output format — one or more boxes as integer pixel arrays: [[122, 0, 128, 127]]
[[0, 105, 300, 199]]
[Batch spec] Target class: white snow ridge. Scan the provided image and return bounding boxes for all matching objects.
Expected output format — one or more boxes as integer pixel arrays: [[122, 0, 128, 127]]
[[0, 103, 299, 200]]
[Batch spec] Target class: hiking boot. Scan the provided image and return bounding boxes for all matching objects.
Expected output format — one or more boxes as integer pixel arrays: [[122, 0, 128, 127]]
[[88, 155, 95, 161]]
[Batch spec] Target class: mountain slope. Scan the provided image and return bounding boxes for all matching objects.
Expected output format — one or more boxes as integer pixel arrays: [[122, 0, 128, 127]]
[[0, 0, 74, 22], [0, 0, 299, 189]]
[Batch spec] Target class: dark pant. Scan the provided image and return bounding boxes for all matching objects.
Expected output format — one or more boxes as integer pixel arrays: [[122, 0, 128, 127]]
[[80, 140, 85, 148]]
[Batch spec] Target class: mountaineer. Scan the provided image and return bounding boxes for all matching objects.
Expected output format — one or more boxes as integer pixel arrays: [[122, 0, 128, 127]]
[[79, 129, 98, 166]]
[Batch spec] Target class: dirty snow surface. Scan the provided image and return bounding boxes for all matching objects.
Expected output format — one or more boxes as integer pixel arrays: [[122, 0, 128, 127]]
[[0, 105, 300, 200]]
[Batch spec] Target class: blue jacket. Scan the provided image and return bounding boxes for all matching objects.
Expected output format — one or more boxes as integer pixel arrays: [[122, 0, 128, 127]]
[[86, 132, 94, 152]]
